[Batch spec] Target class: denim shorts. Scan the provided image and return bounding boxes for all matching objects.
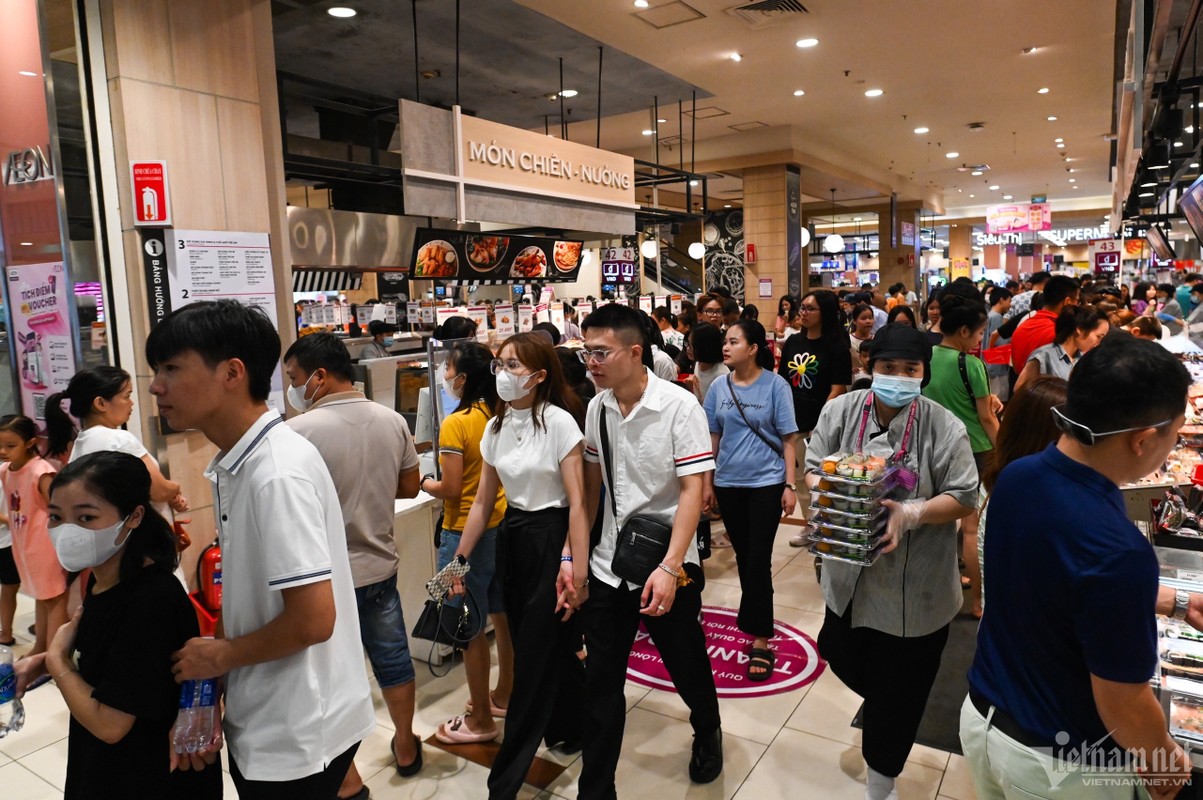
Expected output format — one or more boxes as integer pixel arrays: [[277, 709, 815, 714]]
[[437, 526, 504, 631], [354, 576, 416, 688]]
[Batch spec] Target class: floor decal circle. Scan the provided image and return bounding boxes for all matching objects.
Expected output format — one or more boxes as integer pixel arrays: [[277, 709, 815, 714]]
[[626, 605, 826, 698]]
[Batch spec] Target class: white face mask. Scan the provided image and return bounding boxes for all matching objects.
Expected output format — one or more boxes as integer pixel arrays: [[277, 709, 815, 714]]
[[442, 372, 463, 400], [286, 373, 317, 412], [496, 370, 535, 403], [51, 517, 130, 572]]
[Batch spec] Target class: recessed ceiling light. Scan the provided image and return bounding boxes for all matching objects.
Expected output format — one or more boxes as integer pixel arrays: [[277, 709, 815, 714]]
[[1056, 143, 1065, 148], [793, 90, 805, 97], [989, 185, 1000, 190], [558, 89, 578, 98], [864, 88, 884, 97], [18, 71, 37, 77], [1149, 164, 1170, 170], [853, 217, 862, 221], [1037, 87, 1049, 94], [634, 0, 649, 7], [1142, 181, 1158, 187], [1047, 116, 1058, 121], [656, 118, 667, 123], [689, 180, 699, 186], [1067, 168, 1077, 173], [971, 170, 983, 176], [1193, 162, 1201, 168], [945, 151, 959, 158], [19, 242, 32, 246], [1023, 46, 1038, 54], [914, 127, 929, 134], [969, 194, 975, 198], [1003, 195, 1013, 200], [1054, 137, 1064, 143], [724, 203, 732, 208], [327, 6, 357, 17], [1176, 141, 1185, 147], [729, 53, 742, 62], [795, 38, 819, 48], [1068, 179, 1076, 183], [1140, 192, 1154, 198], [641, 129, 656, 136]]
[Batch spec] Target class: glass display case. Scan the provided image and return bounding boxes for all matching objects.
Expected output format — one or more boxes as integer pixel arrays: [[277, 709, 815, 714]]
[[1156, 547, 1203, 769]]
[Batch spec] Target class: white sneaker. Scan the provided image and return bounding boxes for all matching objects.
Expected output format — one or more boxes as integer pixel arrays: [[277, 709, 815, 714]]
[[789, 525, 812, 547]]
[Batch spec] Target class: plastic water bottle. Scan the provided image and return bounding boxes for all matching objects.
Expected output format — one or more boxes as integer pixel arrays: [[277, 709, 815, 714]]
[[0, 643, 24, 738], [172, 678, 217, 753]]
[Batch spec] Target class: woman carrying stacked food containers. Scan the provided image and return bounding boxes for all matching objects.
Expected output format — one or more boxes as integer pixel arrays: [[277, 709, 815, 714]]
[[804, 323, 978, 800]]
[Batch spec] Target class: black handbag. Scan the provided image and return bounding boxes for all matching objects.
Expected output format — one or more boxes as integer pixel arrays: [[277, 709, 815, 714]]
[[600, 404, 673, 585], [411, 590, 481, 677]]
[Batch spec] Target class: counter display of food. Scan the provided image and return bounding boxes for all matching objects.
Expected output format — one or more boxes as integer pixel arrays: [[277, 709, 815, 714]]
[[1156, 547, 1203, 770]]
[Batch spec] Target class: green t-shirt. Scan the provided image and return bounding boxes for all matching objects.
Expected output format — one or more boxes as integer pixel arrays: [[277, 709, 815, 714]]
[[922, 345, 992, 453]]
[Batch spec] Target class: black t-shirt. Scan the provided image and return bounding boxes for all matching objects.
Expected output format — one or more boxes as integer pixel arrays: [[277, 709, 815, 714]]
[[66, 567, 222, 800], [777, 333, 853, 433]]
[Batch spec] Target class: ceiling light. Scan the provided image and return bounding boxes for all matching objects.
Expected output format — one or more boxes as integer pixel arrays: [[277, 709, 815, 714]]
[[1054, 138, 1064, 143], [656, 118, 667, 123], [1193, 162, 1201, 168], [18, 70, 37, 77], [724, 203, 732, 208], [327, 6, 357, 17], [1023, 46, 1038, 54], [1037, 87, 1049, 94], [689, 180, 699, 186], [793, 90, 805, 97], [1176, 141, 1185, 147], [1149, 164, 1169, 170], [799, 227, 811, 248], [1056, 143, 1065, 148], [1142, 181, 1157, 187], [971, 170, 983, 176], [1067, 168, 1077, 173], [945, 152, 959, 158], [641, 129, 655, 136], [1068, 179, 1076, 183], [795, 38, 819, 48], [640, 238, 658, 260], [969, 194, 975, 198], [853, 217, 862, 221], [729, 53, 742, 62], [19, 242, 32, 246], [914, 127, 929, 134], [558, 89, 578, 98], [1047, 116, 1058, 121], [1003, 195, 1013, 200], [634, 0, 649, 7], [989, 185, 1000, 190], [1139, 192, 1154, 198], [688, 242, 705, 259], [1189, 126, 1197, 133], [823, 234, 845, 253], [864, 89, 884, 97]]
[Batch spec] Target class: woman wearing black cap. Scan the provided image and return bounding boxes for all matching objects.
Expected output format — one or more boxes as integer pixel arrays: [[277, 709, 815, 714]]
[[804, 323, 978, 800]]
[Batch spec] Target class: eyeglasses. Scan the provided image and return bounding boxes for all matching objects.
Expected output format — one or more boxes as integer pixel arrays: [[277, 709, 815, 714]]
[[489, 359, 529, 375], [799, 305, 821, 313], [576, 347, 624, 364], [701, 308, 723, 316]]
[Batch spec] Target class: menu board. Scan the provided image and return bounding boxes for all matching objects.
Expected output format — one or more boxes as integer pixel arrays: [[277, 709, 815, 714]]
[[518, 305, 533, 332], [411, 228, 585, 282], [165, 230, 284, 413], [577, 300, 594, 318], [494, 303, 516, 336], [8, 261, 76, 424], [466, 306, 489, 341]]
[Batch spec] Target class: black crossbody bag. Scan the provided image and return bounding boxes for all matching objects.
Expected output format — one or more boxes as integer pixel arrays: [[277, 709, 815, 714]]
[[724, 376, 783, 457], [600, 405, 674, 585]]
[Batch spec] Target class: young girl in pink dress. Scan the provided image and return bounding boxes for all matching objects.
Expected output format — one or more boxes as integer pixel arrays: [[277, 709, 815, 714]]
[[0, 415, 62, 655]]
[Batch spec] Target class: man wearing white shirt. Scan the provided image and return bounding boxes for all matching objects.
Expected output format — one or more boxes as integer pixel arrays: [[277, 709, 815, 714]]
[[577, 304, 722, 798], [149, 300, 374, 799]]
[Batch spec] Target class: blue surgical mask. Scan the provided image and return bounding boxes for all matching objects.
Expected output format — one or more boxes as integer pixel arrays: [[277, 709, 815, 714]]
[[872, 374, 922, 408]]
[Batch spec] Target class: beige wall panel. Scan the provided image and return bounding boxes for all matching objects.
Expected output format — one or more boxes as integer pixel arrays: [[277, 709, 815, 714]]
[[100, 0, 174, 84], [177, 504, 217, 594], [168, 0, 259, 102], [165, 429, 219, 511], [216, 98, 270, 231], [115, 79, 226, 231]]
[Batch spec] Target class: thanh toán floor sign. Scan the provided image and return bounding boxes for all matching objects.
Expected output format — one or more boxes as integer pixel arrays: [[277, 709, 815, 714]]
[[626, 605, 826, 698]]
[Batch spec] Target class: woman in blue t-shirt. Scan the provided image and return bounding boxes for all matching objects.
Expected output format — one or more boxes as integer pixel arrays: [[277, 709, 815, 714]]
[[703, 321, 798, 681]]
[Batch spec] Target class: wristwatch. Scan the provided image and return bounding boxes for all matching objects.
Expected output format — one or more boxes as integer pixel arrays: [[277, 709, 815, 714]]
[[784, 483, 797, 492], [1174, 589, 1191, 621], [420, 473, 434, 492]]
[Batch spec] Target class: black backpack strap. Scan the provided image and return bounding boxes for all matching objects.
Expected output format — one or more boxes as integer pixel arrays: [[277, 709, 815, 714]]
[[958, 351, 975, 400]]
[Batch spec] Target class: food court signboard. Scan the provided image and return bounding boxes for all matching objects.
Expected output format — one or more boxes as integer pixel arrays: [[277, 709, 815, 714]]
[[412, 228, 584, 283], [986, 202, 1051, 234]]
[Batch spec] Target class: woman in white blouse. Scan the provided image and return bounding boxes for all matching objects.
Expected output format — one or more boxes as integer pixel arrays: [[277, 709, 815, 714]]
[[452, 332, 591, 799]]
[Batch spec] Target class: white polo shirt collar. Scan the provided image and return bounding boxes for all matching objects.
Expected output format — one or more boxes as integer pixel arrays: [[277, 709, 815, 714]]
[[600, 366, 663, 418], [207, 409, 284, 478]]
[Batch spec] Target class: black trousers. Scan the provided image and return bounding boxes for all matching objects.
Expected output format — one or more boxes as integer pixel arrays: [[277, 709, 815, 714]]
[[714, 483, 784, 638], [817, 602, 950, 778], [577, 562, 720, 800], [487, 507, 584, 800], [230, 742, 358, 800]]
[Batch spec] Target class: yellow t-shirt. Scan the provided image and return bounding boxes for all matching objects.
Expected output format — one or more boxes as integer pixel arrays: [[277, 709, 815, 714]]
[[439, 402, 507, 531]]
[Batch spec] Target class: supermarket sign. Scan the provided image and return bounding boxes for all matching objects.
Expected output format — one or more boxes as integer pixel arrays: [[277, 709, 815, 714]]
[[974, 225, 1112, 247], [627, 606, 825, 698]]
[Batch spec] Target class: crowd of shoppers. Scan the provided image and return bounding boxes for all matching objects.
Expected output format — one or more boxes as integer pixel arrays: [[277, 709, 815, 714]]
[[7, 270, 1203, 799]]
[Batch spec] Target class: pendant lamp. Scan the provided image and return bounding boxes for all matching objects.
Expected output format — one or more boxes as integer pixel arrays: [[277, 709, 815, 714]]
[[823, 188, 844, 254]]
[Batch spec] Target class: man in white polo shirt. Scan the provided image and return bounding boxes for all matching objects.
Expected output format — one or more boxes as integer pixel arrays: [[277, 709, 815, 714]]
[[575, 303, 723, 799], [284, 332, 424, 795], [150, 300, 374, 800]]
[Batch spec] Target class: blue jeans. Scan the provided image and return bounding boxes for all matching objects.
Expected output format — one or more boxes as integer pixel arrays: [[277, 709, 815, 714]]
[[438, 526, 504, 632], [354, 576, 415, 687]]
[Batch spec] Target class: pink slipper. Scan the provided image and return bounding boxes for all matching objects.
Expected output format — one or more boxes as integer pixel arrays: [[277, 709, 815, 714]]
[[435, 714, 499, 745], [464, 693, 508, 719]]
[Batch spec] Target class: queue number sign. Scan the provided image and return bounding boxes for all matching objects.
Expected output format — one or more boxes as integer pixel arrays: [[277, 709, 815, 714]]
[[601, 246, 637, 285]]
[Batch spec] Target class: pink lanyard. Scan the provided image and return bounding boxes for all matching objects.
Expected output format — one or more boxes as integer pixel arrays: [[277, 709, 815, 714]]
[[854, 392, 918, 463]]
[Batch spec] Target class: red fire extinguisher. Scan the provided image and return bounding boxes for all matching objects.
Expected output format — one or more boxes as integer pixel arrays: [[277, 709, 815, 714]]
[[197, 543, 222, 612]]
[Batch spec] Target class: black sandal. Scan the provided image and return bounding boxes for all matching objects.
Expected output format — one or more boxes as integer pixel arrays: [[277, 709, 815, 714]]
[[395, 734, 423, 777], [748, 647, 775, 682]]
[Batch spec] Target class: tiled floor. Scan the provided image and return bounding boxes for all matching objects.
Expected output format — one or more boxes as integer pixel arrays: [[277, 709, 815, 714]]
[[0, 523, 977, 798]]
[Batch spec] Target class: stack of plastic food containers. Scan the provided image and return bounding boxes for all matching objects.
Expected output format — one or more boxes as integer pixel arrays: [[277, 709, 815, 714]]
[[808, 452, 898, 566]]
